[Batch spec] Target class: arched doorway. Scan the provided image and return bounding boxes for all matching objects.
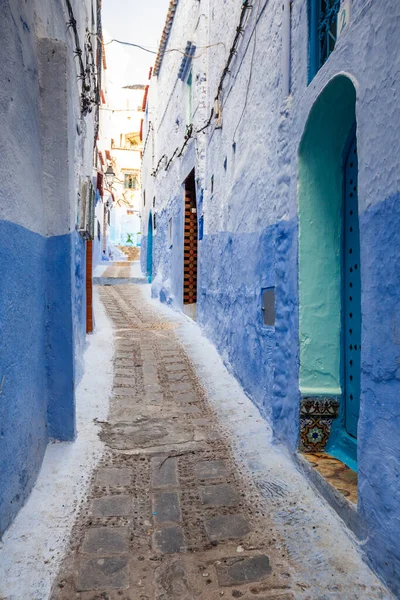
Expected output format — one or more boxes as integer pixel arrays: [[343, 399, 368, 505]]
[[298, 75, 360, 464], [147, 211, 153, 283]]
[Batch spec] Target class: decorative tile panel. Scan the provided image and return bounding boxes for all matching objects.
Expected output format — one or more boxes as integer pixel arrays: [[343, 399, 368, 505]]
[[299, 397, 339, 452]]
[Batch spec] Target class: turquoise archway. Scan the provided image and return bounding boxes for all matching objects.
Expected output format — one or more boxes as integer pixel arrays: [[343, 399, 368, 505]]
[[298, 75, 357, 398]]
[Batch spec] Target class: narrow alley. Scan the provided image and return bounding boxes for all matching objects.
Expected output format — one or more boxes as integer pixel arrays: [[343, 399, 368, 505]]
[[1, 0, 400, 598], [44, 283, 389, 600]]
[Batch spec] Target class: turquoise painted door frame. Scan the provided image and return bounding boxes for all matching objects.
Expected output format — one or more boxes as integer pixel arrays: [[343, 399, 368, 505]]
[[147, 212, 153, 283], [298, 76, 357, 397], [298, 76, 359, 467], [343, 135, 361, 438]]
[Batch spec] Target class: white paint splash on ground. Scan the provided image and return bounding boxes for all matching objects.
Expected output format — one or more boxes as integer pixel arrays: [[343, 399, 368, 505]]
[[139, 284, 393, 599], [0, 289, 114, 600]]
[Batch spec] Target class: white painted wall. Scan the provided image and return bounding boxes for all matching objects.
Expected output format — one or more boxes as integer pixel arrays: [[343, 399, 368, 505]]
[[142, 0, 400, 269], [0, 0, 98, 238]]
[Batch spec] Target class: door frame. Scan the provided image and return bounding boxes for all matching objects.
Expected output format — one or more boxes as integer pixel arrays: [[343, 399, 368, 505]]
[[182, 170, 198, 320]]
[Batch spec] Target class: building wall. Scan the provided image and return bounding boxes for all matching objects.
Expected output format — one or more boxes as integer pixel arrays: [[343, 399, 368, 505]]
[[0, 0, 97, 536], [142, 0, 400, 592]]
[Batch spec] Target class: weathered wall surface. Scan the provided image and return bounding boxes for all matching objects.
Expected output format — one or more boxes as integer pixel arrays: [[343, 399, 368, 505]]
[[142, 0, 400, 592], [0, 0, 96, 535]]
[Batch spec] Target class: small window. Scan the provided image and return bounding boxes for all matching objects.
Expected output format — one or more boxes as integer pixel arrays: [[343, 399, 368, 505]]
[[186, 70, 193, 125], [168, 217, 173, 247], [143, 190, 146, 206], [124, 173, 138, 189], [309, 0, 341, 81]]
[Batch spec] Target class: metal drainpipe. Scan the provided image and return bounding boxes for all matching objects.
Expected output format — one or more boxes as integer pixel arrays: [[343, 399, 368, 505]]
[[281, 0, 292, 97]]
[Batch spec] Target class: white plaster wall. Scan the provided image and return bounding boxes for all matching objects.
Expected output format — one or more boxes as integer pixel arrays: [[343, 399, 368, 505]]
[[141, 0, 210, 240], [0, 0, 98, 238], [143, 0, 400, 235], [141, 0, 400, 294]]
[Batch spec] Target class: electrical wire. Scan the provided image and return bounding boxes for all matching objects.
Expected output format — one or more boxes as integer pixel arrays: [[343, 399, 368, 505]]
[[233, 0, 260, 143], [223, 0, 270, 108], [142, 122, 154, 157], [104, 38, 226, 59], [150, 0, 264, 176], [104, 39, 157, 52], [99, 107, 141, 112], [65, 0, 99, 115]]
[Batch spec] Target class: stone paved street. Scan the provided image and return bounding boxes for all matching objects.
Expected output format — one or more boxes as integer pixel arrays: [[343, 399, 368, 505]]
[[50, 285, 391, 600]]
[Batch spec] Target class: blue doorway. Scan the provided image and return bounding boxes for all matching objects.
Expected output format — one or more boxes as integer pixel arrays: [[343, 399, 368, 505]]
[[147, 212, 153, 283], [343, 134, 361, 438]]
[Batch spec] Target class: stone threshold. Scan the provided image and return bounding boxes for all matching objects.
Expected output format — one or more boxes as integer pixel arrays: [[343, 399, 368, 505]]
[[295, 452, 365, 540]]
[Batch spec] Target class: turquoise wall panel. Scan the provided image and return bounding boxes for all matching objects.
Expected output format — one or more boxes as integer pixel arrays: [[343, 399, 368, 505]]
[[298, 75, 356, 396]]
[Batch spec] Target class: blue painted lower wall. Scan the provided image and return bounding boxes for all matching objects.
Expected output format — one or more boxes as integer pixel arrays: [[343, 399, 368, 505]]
[[145, 199, 185, 306], [358, 193, 400, 594], [72, 230, 86, 387], [0, 221, 86, 536], [0, 221, 48, 537], [198, 227, 277, 418], [197, 219, 300, 449], [46, 230, 86, 441]]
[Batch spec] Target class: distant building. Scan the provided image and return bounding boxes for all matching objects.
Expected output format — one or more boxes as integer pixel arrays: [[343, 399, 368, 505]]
[[96, 86, 144, 263], [141, 0, 400, 593], [0, 0, 101, 535]]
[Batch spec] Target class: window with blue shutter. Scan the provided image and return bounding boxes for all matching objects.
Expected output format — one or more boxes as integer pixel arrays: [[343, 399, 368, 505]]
[[309, 0, 341, 81]]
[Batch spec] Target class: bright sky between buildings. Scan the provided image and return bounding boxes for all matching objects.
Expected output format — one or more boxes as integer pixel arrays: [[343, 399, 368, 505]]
[[102, 0, 170, 103]]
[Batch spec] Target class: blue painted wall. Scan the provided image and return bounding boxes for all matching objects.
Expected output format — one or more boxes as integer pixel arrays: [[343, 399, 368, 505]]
[[198, 219, 299, 449], [0, 221, 48, 537], [46, 231, 86, 441], [199, 227, 277, 419], [358, 194, 400, 591], [0, 223, 85, 534], [146, 196, 185, 306], [0, 0, 92, 537]]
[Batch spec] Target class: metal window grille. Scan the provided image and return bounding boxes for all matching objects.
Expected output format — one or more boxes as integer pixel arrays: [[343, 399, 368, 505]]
[[178, 41, 196, 81], [309, 0, 340, 80]]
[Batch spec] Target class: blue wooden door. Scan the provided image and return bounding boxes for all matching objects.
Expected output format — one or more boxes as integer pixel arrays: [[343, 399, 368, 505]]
[[147, 212, 153, 283], [343, 135, 361, 438]]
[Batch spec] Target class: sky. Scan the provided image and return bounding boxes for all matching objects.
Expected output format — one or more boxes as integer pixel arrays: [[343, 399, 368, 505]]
[[102, 0, 170, 103]]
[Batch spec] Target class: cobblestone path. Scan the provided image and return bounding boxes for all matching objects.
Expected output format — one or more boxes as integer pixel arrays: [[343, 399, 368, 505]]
[[51, 285, 294, 600]]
